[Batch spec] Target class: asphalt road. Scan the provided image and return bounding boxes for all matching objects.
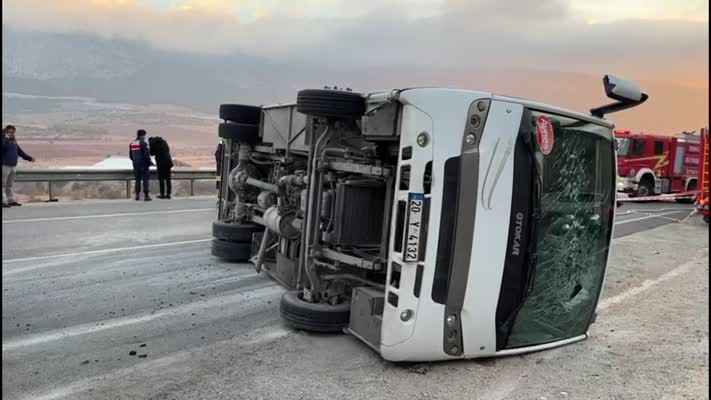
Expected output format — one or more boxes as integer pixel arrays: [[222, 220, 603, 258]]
[[2, 198, 708, 400], [613, 200, 699, 238]]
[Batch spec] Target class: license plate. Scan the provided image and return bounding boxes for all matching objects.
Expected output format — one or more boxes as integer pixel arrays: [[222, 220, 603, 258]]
[[404, 193, 425, 262]]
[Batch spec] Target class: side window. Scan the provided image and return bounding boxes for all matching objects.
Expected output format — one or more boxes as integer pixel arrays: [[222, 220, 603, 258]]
[[630, 139, 645, 156], [654, 141, 664, 155]]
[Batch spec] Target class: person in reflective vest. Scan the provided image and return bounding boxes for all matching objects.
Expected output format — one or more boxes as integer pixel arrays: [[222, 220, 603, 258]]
[[129, 129, 153, 201]]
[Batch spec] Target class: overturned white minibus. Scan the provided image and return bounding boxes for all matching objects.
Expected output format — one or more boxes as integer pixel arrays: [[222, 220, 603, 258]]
[[212, 75, 647, 361]]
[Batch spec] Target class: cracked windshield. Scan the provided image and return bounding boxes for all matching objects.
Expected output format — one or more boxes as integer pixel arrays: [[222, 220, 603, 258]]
[[506, 111, 616, 349]]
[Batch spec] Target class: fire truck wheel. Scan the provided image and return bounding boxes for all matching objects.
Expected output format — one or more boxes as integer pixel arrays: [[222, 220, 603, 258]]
[[636, 179, 654, 197], [218, 122, 259, 142], [676, 181, 698, 203], [280, 290, 350, 333], [219, 104, 262, 124], [675, 197, 696, 204], [211, 239, 252, 262], [296, 89, 366, 119], [212, 221, 262, 242]]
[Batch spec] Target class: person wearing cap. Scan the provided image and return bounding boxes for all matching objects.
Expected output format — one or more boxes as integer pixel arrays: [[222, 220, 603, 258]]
[[129, 129, 153, 201], [2, 125, 35, 207]]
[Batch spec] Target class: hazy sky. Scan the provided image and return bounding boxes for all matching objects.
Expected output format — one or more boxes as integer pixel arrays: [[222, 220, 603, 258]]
[[4, 1, 707, 77], [2, 0, 709, 131], [4, 1, 707, 67], [144, 0, 709, 22]]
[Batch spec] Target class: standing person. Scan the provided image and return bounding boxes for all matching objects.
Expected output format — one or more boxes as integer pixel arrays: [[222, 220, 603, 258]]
[[2, 125, 35, 207], [215, 141, 224, 191], [129, 129, 153, 201], [149, 136, 173, 199]]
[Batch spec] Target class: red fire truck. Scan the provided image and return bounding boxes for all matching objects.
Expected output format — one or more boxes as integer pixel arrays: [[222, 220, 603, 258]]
[[697, 128, 710, 222], [616, 130, 702, 198]]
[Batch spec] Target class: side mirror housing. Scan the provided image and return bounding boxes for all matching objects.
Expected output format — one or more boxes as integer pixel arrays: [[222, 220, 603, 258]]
[[590, 75, 648, 118], [604, 75, 644, 102]]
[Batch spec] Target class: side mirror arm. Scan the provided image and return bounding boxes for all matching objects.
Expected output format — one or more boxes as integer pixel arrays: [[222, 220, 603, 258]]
[[590, 92, 648, 118]]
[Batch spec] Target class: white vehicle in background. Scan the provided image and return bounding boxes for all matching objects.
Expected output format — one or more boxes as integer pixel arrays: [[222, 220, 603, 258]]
[[212, 75, 647, 361]]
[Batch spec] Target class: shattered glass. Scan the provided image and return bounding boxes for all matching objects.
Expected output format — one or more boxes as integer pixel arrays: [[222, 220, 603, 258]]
[[505, 111, 615, 348]]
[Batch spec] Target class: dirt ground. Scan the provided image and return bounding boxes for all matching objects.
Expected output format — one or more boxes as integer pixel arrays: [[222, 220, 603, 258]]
[[18, 138, 217, 169], [4, 102, 221, 169]]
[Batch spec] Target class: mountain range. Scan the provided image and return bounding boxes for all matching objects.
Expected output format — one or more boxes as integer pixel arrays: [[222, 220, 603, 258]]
[[2, 28, 707, 132], [2, 28, 306, 111]]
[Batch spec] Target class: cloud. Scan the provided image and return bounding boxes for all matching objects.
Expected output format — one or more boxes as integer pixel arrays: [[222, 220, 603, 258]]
[[3, 0, 707, 77], [570, 0, 709, 23], [269, 1, 707, 88], [2, 0, 708, 106]]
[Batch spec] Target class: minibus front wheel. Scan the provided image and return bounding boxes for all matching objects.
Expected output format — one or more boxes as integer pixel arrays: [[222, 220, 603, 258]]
[[279, 290, 350, 333]]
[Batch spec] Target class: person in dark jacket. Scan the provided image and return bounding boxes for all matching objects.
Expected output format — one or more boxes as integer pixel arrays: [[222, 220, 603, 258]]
[[149, 136, 173, 199], [129, 129, 153, 201], [215, 141, 224, 190], [2, 125, 35, 207]]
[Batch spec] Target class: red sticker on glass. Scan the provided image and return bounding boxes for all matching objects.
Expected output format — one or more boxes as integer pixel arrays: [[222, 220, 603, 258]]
[[536, 116, 555, 155]]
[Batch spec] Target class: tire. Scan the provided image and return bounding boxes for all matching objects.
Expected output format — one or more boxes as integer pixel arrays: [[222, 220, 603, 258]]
[[211, 239, 252, 262], [219, 104, 262, 124], [279, 290, 350, 333], [212, 221, 263, 242], [636, 178, 654, 197], [704, 215, 710, 224], [675, 197, 696, 204], [218, 122, 259, 142], [676, 181, 697, 204], [296, 89, 365, 119]]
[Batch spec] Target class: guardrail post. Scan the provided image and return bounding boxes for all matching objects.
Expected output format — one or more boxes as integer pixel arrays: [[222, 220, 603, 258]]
[[190, 179, 195, 196], [126, 180, 131, 199], [48, 181, 54, 201]]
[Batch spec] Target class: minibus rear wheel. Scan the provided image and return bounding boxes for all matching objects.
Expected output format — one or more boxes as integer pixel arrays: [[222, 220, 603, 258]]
[[218, 122, 259, 143], [219, 104, 262, 124], [212, 221, 262, 242], [296, 89, 365, 119], [211, 239, 251, 262], [280, 290, 350, 333]]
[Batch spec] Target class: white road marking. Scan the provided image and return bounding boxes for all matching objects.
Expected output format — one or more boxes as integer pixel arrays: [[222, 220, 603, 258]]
[[2, 285, 282, 352], [624, 207, 694, 214], [613, 210, 691, 225], [615, 207, 694, 219], [598, 256, 704, 311], [17, 326, 290, 400], [2, 208, 213, 224], [2, 238, 212, 269]]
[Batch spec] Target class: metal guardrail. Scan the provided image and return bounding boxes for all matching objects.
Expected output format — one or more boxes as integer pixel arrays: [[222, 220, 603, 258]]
[[15, 168, 217, 201]]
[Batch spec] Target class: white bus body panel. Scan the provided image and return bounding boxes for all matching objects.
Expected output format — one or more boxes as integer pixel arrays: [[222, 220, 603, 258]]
[[380, 88, 522, 361], [380, 101, 434, 347], [460, 101, 522, 357]]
